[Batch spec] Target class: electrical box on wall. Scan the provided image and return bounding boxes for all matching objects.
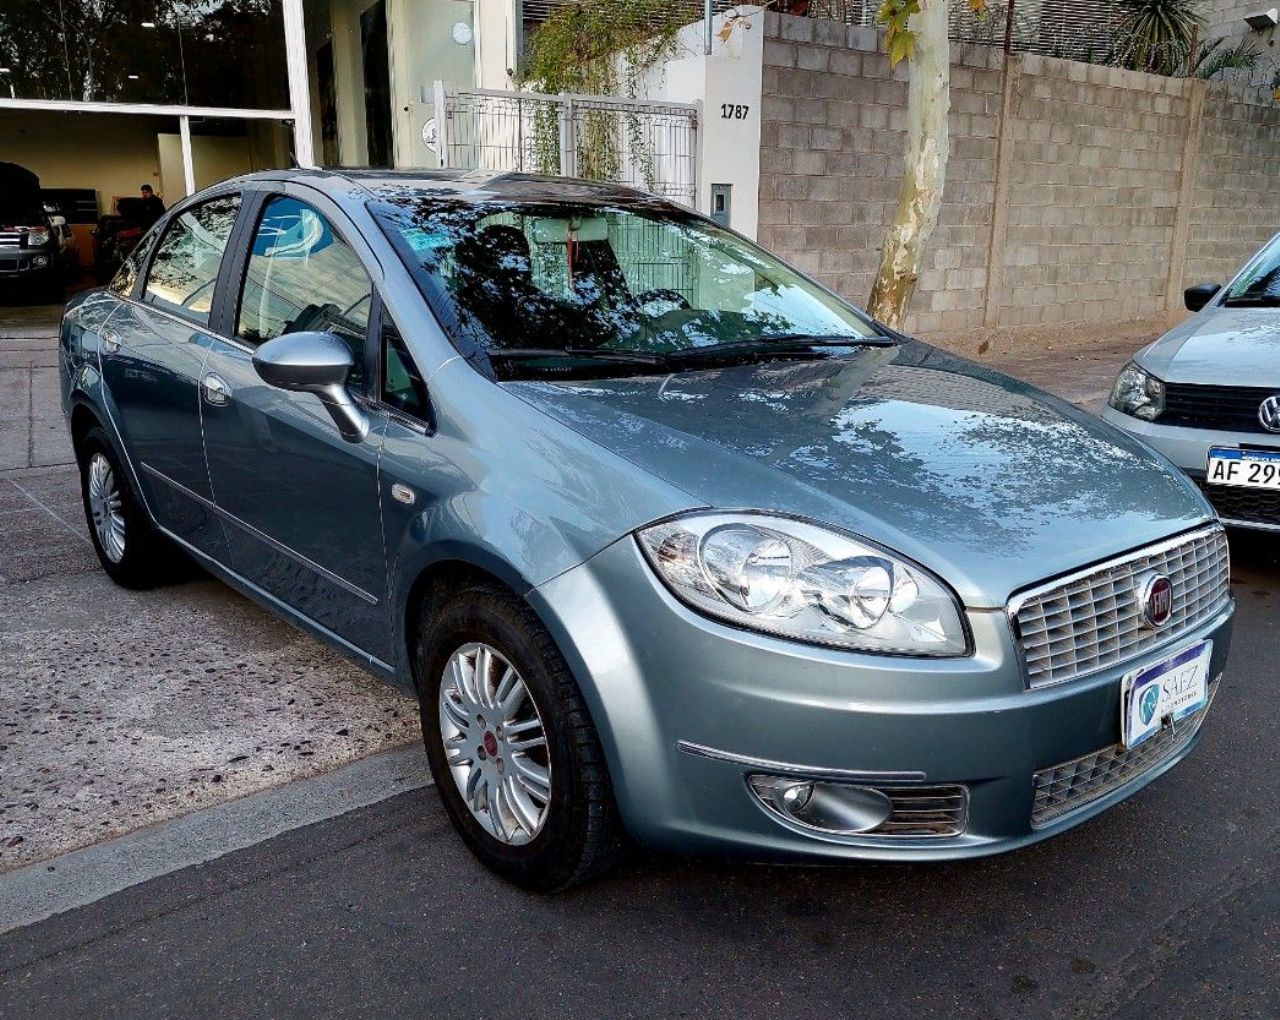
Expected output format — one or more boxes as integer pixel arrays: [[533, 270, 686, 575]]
[[710, 183, 732, 228]]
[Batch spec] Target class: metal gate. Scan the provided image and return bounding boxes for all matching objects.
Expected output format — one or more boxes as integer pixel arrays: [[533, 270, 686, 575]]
[[431, 82, 699, 206]]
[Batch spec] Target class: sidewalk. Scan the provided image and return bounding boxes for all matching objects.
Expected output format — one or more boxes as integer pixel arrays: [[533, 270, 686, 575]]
[[0, 306, 73, 473], [0, 316, 1154, 872]]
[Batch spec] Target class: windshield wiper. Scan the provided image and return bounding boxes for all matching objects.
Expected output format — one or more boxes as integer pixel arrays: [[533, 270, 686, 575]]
[[486, 335, 896, 374], [1222, 294, 1280, 308], [486, 347, 666, 365], [663, 334, 896, 363]]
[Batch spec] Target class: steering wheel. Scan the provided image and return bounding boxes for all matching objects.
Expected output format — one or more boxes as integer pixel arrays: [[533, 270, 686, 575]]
[[634, 288, 692, 312]]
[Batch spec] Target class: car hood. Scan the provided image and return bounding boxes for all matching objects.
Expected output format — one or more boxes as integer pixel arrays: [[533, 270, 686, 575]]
[[1140, 306, 1280, 386], [504, 342, 1211, 609]]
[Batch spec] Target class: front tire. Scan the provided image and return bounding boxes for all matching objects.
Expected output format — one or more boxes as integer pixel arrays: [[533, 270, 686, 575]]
[[416, 580, 624, 892], [78, 426, 174, 589]]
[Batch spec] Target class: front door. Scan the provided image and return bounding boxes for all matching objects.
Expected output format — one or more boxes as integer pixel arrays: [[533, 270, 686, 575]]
[[99, 193, 241, 561], [200, 191, 391, 663]]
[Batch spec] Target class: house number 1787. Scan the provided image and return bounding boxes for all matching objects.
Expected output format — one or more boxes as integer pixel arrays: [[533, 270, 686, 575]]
[[720, 104, 750, 120]]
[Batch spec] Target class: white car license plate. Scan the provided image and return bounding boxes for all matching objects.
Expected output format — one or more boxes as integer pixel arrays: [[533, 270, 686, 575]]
[[1121, 640, 1211, 750], [1206, 446, 1280, 490]]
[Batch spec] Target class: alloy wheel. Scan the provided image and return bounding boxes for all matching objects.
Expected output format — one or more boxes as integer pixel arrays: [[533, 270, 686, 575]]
[[438, 642, 552, 846], [87, 452, 126, 564]]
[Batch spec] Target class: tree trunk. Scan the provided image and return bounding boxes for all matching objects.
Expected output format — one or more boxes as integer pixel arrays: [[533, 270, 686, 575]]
[[867, 0, 950, 329]]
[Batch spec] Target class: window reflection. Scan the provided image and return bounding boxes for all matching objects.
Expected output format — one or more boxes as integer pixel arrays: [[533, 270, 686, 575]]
[[0, 1, 287, 109], [237, 196, 372, 384], [142, 193, 240, 326], [374, 199, 877, 359]]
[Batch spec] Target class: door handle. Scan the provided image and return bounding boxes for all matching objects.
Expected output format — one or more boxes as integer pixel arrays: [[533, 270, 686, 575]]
[[201, 373, 232, 407], [100, 328, 121, 356]]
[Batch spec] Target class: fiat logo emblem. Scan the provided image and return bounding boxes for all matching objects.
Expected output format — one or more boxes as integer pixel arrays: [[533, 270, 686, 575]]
[[1259, 395, 1280, 434], [1138, 573, 1174, 629]]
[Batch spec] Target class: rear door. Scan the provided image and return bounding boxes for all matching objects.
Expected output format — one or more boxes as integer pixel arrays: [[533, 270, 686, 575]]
[[99, 192, 242, 561], [199, 187, 391, 663]]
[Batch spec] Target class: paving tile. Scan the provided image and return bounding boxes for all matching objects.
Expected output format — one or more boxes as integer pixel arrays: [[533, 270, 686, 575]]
[[0, 421, 29, 472], [0, 479, 36, 514], [0, 507, 95, 582], [0, 569, 418, 871], [0, 368, 28, 423]]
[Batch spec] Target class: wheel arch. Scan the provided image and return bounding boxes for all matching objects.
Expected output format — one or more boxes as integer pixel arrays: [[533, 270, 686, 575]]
[[398, 551, 541, 697], [68, 399, 102, 459]]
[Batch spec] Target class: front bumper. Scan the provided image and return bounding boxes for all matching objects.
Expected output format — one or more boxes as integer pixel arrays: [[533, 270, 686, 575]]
[[1102, 408, 1280, 531], [531, 536, 1234, 862], [0, 248, 58, 281]]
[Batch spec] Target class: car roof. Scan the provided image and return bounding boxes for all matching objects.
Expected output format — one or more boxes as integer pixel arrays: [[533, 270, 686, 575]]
[[229, 167, 666, 210]]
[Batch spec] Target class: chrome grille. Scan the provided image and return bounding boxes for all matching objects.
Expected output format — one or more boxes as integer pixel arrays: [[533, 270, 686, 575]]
[[1032, 681, 1218, 828], [1011, 527, 1230, 688], [873, 785, 968, 838], [0, 230, 23, 248]]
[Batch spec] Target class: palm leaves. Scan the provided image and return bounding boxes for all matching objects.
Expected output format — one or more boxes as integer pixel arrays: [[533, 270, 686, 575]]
[[1113, 0, 1206, 76], [1192, 37, 1261, 80]]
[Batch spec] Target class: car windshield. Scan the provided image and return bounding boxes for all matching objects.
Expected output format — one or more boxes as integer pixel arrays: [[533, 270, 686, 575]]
[[372, 195, 881, 372], [1223, 235, 1280, 306]]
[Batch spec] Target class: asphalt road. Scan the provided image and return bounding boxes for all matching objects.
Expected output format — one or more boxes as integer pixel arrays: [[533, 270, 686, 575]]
[[3, 535, 1278, 1019]]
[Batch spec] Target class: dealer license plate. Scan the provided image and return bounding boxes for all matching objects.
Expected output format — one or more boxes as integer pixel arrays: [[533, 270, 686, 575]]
[[1120, 641, 1211, 750], [1207, 447, 1280, 490]]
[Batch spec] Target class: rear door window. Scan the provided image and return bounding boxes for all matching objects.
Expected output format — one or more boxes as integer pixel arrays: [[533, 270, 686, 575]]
[[141, 195, 241, 327]]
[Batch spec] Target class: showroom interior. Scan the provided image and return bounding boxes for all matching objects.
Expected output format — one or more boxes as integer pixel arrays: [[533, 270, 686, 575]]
[[0, 0, 542, 323]]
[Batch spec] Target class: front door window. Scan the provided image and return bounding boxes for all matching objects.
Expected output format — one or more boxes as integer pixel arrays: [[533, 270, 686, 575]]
[[236, 194, 373, 386]]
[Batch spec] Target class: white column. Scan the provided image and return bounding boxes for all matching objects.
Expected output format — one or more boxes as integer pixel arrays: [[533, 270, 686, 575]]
[[179, 115, 196, 196], [282, 0, 316, 167]]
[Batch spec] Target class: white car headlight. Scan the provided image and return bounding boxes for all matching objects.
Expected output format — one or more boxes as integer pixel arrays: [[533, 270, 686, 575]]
[[636, 513, 969, 656], [1109, 362, 1165, 421]]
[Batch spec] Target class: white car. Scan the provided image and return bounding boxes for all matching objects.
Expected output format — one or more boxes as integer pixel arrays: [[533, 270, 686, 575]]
[[1104, 234, 1280, 532]]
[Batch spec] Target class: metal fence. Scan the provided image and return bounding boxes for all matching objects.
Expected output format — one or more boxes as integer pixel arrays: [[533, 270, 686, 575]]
[[434, 84, 699, 206], [803, 1, 1280, 86], [804, 0, 1125, 63]]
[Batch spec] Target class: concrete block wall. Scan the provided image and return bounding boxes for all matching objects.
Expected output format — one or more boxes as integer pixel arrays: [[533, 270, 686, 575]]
[[1185, 86, 1280, 288], [996, 55, 1194, 328], [759, 12, 1280, 336], [758, 15, 1003, 335]]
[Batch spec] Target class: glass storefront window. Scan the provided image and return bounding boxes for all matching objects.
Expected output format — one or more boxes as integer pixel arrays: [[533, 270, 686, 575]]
[[0, 0, 289, 109]]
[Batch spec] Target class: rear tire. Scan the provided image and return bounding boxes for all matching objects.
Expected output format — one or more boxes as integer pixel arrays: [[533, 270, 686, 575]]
[[416, 580, 625, 892], [78, 426, 174, 589]]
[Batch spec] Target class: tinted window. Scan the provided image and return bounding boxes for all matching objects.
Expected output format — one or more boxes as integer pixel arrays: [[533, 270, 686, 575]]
[[142, 195, 241, 326], [109, 221, 164, 297], [237, 196, 372, 385], [381, 316, 430, 422], [372, 199, 876, 359], [1223, 235, 1280, 307]]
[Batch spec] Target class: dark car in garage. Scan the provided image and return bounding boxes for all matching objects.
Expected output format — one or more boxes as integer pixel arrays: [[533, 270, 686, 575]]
[[0, 161, 68, 303]]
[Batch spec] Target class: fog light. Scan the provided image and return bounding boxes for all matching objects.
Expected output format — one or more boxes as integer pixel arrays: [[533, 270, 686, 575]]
[[749, 775, 894, 835], [31, 255, 49, 268]]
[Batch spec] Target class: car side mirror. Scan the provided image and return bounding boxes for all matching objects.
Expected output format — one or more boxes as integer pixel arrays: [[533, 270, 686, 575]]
[[1184, 283, 1220, 313], [252, 331, 369, 443]]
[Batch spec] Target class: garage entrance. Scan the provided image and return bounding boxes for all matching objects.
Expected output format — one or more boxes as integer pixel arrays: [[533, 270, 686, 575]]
[[0, 109, 295, 331]]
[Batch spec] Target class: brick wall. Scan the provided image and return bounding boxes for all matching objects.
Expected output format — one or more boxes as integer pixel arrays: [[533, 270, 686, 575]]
[[759, 12, 1280, 336]]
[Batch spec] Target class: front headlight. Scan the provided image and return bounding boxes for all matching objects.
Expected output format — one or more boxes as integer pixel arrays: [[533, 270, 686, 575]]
[[636, 513, 969, 656], [1109, 362, 1165, 421]]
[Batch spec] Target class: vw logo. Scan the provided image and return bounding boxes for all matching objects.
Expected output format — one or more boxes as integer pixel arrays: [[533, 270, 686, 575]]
[[1259, 395, 1280, 433], [1138, 573, 1174, 629]]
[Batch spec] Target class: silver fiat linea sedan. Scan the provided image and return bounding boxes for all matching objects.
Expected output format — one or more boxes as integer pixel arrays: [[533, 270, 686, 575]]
[[1105, 232, 1280, 532], [60, 170, 1233, 891]]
